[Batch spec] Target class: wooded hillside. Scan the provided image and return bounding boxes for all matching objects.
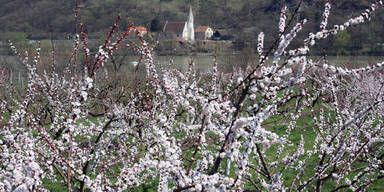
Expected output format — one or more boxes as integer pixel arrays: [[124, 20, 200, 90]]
[[0, 0, 383, 54]]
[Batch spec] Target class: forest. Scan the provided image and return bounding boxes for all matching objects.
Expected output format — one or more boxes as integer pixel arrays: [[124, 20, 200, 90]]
[[0, 0, 384, 54]]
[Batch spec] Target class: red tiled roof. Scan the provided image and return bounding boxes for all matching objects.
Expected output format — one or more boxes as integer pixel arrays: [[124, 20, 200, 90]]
[[195, 26, 211, 33], [128, 26, 148, 35], [136, 26, 148, 31], [165, 22, 185, 33]]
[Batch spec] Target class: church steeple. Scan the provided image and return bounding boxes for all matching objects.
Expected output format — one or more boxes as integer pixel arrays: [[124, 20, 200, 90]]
[[183, 5, 195, 42], [188, 6, 193, 24]]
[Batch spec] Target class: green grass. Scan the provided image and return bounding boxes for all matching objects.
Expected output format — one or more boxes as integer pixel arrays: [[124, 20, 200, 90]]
[[42, 178, 67, 192], [3, 89, 384, 191]]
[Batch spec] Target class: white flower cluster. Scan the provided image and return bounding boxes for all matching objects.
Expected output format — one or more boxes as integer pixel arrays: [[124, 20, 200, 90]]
[[279, 6, 288, 34], [320, 1, 331, 31], [257, 32, 265, 56]]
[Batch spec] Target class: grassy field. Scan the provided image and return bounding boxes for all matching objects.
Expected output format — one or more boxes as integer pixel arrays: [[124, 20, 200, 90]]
[[39, 100, 384, 191]]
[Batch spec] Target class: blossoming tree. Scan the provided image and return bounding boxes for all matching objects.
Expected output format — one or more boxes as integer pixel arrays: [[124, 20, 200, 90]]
[[0, 0, 384, 191]]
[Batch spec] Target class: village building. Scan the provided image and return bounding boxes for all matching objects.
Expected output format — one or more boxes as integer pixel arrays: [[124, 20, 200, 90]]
[[211, 29, 234, 41], [194, 26, 214, 40], [127, 26, 148, 39], [163, 6, 195, 42], [163, 6, 218, 42], [163, 22, 186, 40], [135, 26, 148, 36]]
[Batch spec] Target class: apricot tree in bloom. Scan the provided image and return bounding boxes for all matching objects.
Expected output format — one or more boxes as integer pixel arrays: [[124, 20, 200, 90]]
[[0, 0, 384, 191]]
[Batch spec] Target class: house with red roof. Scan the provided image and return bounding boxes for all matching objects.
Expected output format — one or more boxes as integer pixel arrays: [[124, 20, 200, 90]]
[[135, 26, 148, 36], [127, 26, 148, 37], [195, 26, 214, 40]]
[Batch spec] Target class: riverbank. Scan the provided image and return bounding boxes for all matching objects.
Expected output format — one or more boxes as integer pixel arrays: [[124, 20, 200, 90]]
[[155, 40, 234, 56]]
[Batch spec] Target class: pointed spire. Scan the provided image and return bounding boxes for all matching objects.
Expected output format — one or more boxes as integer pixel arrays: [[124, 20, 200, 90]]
[[189, 6, 193, 18], [183, 5, 195, 42], [188, 5, 193, 23]]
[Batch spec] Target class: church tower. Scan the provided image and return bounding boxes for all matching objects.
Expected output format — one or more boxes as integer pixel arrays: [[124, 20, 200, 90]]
[[183, 6, 195, 42]]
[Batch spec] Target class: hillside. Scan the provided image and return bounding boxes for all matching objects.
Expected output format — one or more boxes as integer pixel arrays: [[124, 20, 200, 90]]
[[0, 0, 383, 54]]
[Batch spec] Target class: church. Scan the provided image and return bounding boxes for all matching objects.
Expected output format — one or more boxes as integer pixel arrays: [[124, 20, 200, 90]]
[[163, 6, 195, 42]]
